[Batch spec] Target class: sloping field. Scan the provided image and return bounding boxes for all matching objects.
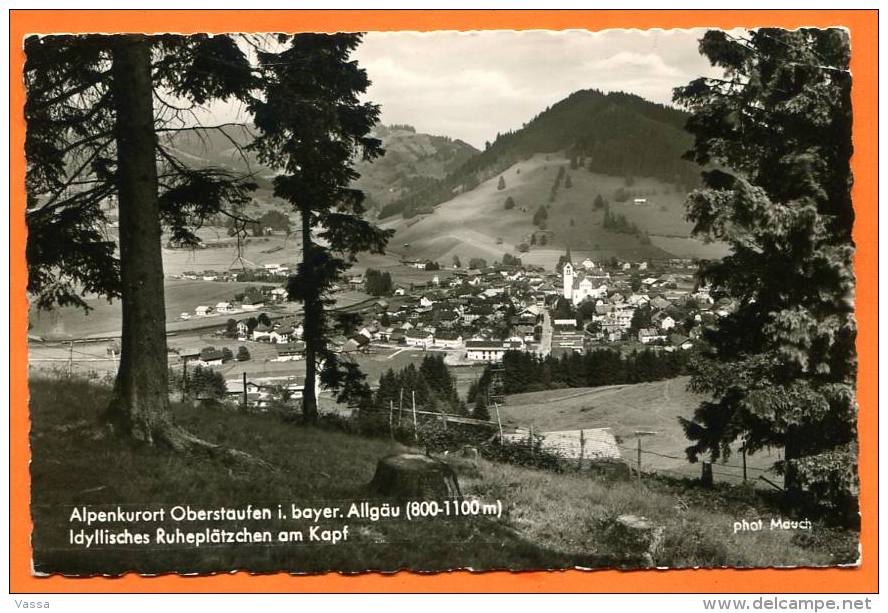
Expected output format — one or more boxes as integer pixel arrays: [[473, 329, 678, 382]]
[[498, 377, 777, 485], [380, 153, 725, 265]]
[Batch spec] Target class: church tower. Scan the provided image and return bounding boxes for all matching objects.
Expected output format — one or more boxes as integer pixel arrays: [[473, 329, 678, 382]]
[[561, 260, 573, 301]]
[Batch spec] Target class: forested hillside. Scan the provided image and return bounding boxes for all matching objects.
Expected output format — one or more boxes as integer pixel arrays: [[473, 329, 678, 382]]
[[380, 89, 698, 219]]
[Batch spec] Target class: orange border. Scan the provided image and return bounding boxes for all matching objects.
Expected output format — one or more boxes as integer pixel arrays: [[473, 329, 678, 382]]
[[9, 9, 878, 594]]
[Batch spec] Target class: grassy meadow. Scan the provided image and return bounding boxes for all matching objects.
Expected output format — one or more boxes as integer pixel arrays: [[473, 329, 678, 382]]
[[29, 375, 858, 576], [499, 378, 776, 485]]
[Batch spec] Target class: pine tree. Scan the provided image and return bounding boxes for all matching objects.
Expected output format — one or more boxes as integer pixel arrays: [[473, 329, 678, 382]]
[[674, 28, 856, 517], [497, 175, 506, 190], [25, 34, 255, 447], [250, 34, 391, 423]]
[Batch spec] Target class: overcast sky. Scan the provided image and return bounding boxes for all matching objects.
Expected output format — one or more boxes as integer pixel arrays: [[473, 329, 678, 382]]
[[350, 29, 728, 149], [205, 28, 730, 150]]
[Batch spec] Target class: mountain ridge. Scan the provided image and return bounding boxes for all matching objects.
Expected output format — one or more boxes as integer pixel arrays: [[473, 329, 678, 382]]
[[380, 89, 699, 220]]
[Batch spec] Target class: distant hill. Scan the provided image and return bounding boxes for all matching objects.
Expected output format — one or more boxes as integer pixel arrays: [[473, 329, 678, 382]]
[[353, 124, 478, 213], [164, 123, 478, 216], [374, 90, 731, 266], [380, 89, 699, 220]]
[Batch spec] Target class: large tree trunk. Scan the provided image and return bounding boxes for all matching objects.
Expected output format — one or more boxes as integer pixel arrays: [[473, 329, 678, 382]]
[[300, 208, 320, 424], [105, 36, 173, 442]]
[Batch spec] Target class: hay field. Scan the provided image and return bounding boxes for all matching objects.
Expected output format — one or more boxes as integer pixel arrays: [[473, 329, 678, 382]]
[[499, 377, 776, 485]]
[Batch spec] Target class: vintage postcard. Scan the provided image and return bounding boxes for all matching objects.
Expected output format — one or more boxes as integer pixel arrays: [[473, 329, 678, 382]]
[[10, 9, 877, 592]]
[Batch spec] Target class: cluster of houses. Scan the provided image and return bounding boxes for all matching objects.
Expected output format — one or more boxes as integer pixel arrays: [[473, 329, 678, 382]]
[[222, 375, 320, 410], [551, 251, 733, 353], [181, 287, 291, 321], [172, 263, 294, 284]]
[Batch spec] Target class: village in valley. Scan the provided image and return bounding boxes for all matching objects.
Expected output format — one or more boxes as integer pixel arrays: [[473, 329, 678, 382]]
[[147, 239, 728, 427]]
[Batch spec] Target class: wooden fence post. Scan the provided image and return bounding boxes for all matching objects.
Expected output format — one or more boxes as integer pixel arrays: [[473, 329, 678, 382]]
[[411, 390, 417, 442], [578, 429, 586, 471], [389, 400, 394, 440]]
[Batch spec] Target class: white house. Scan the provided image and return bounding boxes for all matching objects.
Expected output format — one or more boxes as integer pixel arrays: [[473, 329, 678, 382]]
[[194, 305, 213, 317], [553, 318, 579, 329], [465, 340, 522, 363], [269, 326, 294, 344], [252, 323, 274, 342], [655, 314, 676, 331], [236, 320, 250, 340], [215, 302, 233, 313], [605, 308, 635, 330], [404, 329, 434, 348]]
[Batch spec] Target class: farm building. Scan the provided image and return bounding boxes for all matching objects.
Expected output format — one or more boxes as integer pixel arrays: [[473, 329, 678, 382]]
[[274, 341, 305, 361], [196, 347, 225, 367], [638, 328, 666, 344]]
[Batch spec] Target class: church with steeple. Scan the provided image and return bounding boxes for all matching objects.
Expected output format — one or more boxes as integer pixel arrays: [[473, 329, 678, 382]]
[[560, 246, 609, 306]]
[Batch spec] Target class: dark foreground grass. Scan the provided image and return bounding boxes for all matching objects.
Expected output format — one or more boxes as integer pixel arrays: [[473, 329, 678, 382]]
[[29, 375, 859, 576], [30, 376, 600, 576]]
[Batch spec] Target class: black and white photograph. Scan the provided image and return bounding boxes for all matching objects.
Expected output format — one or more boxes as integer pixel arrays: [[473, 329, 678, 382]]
[[24, 26, 861, 576]]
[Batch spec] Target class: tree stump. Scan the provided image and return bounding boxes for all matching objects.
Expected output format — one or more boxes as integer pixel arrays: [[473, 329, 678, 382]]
[[369, 453, 461, 499], [597, 514, 664, 567]]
